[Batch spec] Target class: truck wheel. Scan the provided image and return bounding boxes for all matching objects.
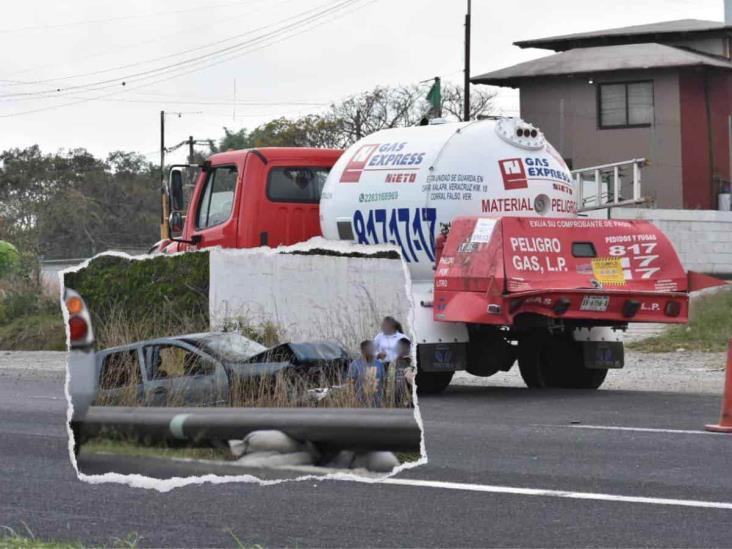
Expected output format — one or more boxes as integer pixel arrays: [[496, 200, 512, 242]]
[[466, 335, 516, 377], [416, 370, 454, 395], [517, 331, 607, 390]]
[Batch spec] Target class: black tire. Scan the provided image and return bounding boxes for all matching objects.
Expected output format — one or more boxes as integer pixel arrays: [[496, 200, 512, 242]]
[[416, 369, 454, 395], [562, 365, 608, 390], [517, 331, 608, 390]]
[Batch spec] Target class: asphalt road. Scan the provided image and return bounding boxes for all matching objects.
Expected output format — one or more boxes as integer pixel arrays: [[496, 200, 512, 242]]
[[2, 357, 732, 547]]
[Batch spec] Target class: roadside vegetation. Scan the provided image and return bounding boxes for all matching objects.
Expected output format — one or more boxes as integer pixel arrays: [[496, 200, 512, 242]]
[[80, 438, 232, 461], [0, 244, 65, 351], [629, 288, 732, 352], [0, 524, 140, 548]]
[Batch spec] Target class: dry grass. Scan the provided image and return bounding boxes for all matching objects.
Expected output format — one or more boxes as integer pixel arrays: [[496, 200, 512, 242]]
[[90, 294, 414, 409], [95, 364, 413, 409], [229, 366, 412, 409], [93, 306, 208, 350]]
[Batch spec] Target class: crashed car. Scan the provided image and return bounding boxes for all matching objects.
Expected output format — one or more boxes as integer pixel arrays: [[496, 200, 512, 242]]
[[93, 332, 351, 407]]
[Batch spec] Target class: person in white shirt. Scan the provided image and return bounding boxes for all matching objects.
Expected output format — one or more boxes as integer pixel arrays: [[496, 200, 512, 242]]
[[373, 316, 405, 364]]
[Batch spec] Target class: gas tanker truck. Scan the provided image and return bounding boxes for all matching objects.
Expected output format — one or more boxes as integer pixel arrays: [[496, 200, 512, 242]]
[[157, 117, 697, 394]]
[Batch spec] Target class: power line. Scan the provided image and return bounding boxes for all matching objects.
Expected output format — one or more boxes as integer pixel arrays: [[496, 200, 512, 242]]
[[0, 0, 294, 81], [0, 0, 375, 118], [0, 93, 330, 106], [0, 0, 355, 95], [0, 0, 264, 34]]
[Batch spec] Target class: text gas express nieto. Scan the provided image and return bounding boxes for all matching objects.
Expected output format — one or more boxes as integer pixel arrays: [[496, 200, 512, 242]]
[[367, 142, 426, 168]]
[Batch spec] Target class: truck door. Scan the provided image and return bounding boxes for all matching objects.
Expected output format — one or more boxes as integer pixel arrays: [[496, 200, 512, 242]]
[[142, 342, 229, 406], [189, 164, 239, 249], [257, 166, 330, 246]]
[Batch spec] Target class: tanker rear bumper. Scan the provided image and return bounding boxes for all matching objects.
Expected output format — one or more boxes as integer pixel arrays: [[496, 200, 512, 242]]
[[434, 288, 688, 326]]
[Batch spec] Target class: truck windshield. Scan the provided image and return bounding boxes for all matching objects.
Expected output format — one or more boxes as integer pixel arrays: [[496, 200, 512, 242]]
[[266, 167, 330, 203]]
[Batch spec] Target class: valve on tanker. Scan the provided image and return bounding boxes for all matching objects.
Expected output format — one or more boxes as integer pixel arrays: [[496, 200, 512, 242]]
[[533, 194, 550, 216], [495, 118, 545, 150]]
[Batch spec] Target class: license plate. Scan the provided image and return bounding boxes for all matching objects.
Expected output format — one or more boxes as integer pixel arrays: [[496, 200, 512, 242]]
[[580, 295, 609, 312]]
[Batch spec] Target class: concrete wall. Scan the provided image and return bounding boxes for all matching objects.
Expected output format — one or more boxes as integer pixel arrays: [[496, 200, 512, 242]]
[[586, 208, 732, 274], [209, 242, 413, 350], [520, 70, 684, 208]]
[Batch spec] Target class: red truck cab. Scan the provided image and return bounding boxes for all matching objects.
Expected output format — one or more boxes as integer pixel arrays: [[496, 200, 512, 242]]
[[160, 147, 342, 253]]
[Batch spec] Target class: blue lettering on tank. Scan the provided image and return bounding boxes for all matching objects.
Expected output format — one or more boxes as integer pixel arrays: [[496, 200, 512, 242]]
[[352, 207, 437, 262]]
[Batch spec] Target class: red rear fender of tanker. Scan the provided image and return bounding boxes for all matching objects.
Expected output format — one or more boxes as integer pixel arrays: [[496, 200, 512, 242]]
[[434, 216, 689, 325]]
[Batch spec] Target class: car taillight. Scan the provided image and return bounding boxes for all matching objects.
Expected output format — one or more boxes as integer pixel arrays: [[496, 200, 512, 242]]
[[65, 296, 83, 315], [68, 316, 88, 341], [63, 288, 94, 350]]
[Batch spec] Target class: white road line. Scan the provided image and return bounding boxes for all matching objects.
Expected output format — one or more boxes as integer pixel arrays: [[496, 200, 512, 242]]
[[565, 424, 717, 435], [381, 478, 732, 510]]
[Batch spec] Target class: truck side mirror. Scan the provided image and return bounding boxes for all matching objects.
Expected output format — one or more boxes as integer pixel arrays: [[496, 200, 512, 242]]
[[169, 211, 184, 236], [169, 169, 184, 211]]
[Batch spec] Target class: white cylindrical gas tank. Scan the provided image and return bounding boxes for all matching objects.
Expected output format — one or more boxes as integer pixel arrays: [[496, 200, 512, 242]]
[[320, 118, 577, 281]]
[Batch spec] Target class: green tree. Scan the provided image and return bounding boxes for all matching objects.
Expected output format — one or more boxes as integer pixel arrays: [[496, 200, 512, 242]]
[[0, 147, 159, 259], [0, 241, 20, 278], [212, 82, 497, 152]]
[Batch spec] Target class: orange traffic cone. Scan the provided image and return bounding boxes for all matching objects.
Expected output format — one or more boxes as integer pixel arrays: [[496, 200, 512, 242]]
[[706, 338, 732, 433]]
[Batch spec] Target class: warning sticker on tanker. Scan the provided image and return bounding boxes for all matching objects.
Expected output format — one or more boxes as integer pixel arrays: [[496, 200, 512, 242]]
[[470, 218, 497, 243], [591, 257, 625, 286]]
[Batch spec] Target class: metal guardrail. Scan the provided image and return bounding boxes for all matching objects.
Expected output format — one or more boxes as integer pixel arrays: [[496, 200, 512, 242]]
[[573, 158, 649, 212], [81, 406, 421, 452]]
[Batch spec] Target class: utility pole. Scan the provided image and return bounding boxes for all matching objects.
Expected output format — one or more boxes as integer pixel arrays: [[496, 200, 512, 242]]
[[159, 110, 168, 240], [188, 135, 195, 164], [463, 0, 472, 122], [160, 111, 165, 188]]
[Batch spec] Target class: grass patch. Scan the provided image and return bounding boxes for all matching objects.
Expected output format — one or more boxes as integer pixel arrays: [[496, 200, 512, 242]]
[[395, 451, 421, 464], [629, 288, 732, 352], [0, 535, 83, 548], [0, 312, 65, 351], [0, 524, 141, 548], [81, 438, 234, 461]]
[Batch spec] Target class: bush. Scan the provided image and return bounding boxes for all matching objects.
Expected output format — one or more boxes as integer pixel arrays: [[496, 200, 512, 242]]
[[0, 313, 66, 351], [64, 251, 209, 334], [0, 240, 20, 278]]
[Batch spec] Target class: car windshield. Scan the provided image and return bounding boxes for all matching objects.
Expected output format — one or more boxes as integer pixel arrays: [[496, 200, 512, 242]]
[[196, 333, 267, 362]]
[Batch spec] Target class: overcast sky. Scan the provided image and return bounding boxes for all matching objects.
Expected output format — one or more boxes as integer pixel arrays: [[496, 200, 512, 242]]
[[0, 0, 724, 163]]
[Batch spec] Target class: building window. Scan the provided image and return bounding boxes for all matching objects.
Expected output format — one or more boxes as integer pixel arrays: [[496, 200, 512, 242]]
[[598, 81, 653, 129]]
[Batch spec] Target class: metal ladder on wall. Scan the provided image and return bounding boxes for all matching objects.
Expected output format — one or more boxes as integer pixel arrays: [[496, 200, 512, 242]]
[[572, 158, 649, 213]]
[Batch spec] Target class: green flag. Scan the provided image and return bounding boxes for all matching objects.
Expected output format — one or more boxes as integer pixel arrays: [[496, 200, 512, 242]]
[[426, 77, 441, 111]]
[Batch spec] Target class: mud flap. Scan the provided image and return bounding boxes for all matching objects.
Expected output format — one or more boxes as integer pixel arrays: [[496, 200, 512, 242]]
[[581, 341, 624, 369], [418, 342, 467, 372]]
